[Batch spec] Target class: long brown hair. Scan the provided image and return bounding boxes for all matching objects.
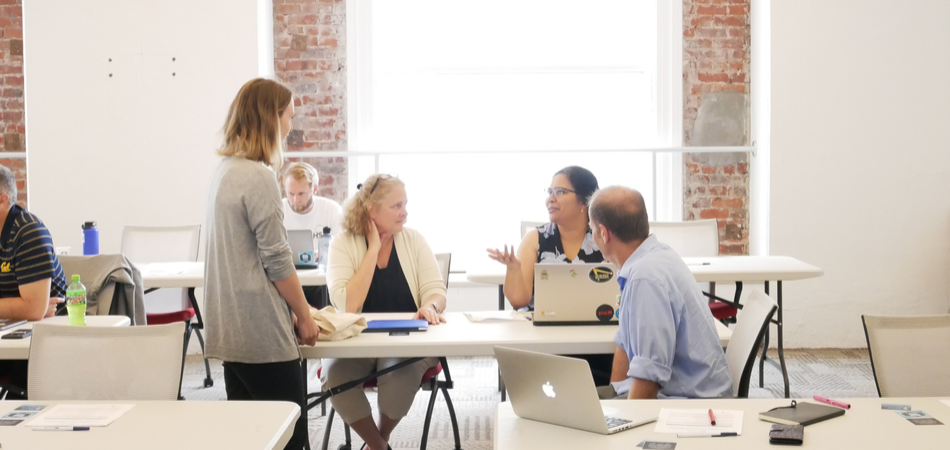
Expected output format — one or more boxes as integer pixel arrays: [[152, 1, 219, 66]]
[[218, 78, 292, 169], [342, 174, 405, 236]]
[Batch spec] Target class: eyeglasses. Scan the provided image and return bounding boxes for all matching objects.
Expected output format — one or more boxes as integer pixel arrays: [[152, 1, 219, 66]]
[[357, 174, 393, 194], [545, 187, 576, 197]]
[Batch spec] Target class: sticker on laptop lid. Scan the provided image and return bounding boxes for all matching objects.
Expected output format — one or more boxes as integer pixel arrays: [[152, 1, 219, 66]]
[[596, 304, 615, 322], [540, 269, 548, 280], [588, 266, 614, 283]]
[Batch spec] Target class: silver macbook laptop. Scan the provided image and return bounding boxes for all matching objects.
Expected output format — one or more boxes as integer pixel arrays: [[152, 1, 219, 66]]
[[494, 346, 656, 434], [533, 263, 620, 326], [287, 229, 317, 269]]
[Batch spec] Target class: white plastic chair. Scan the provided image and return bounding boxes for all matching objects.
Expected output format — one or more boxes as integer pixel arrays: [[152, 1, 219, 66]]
[[120, 224, 213, 391], [28, 322, 185, 400], [648, 219, 719, 257], [862, 314, 950, 397], [520, 221, 545, 238], [724, 289, 777, 398], [434, 252, 452, 290]]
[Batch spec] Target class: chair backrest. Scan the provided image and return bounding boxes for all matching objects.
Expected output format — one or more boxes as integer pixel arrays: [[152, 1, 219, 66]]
[[28, 322, 185, 400], [434, 253, 452, 289], [648, 219, 719, 257], [120, 225, 201, 264], [862, 314, 950, 397], [724, 289, 777, 398], [120, 225, 200, 312], [521, 221, 545, 238]]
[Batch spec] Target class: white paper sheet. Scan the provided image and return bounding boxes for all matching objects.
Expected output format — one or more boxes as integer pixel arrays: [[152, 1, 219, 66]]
[[653, 408, 743, 435], [26, 404, 135, 427], [941, 399, 950, 409], [463, 311, 529, 323], [140, 263, 190, 277]]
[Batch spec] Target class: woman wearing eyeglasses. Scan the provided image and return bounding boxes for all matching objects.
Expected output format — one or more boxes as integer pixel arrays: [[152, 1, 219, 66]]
[[487, 166, 613, 386], [487, 165, 604, 310], [323, 174, 446, 450]]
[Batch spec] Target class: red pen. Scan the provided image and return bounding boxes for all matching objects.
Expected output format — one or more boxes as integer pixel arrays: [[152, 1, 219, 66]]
[[813, 395, 851, 409], [708, 408, 716, 426]]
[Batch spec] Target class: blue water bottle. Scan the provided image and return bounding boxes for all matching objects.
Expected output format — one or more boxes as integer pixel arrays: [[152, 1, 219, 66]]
[[82, 221, 99, 255]]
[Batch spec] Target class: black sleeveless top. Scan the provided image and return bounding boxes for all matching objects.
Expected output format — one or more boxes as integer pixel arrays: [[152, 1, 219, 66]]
[[362, 242, 417, 313], [526, 222, 605, 310], [536, 222, 604, 264]]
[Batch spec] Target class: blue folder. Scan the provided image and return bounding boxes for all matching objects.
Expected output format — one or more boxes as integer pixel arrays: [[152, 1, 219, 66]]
[[364, 319, 428, 333]]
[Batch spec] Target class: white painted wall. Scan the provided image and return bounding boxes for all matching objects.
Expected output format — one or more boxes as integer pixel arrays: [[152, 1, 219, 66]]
[[24, 0, 274, 258], [770, 1, 950, 347]]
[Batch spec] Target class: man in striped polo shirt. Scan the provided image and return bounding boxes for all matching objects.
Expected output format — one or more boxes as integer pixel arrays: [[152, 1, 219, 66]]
[[0, 165, 67, 398]]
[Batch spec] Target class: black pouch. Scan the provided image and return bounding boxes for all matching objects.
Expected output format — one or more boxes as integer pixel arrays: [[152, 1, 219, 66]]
[[769, 424, 804, 445]]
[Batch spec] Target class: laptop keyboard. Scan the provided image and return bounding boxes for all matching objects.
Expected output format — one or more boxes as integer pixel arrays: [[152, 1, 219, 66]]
[[605, 416, 633, 429]]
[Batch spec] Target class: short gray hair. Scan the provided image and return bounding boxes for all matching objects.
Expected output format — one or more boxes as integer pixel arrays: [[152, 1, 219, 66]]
[[589, 186, 649, 243], [0, 165, 16, 203]]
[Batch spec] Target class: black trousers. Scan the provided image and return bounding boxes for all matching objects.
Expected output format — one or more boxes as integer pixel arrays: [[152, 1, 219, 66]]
[[223, 359, 309, 450], [303, 285, 329, 309], [568, 353, 614, 387], [0, 360, 28, 399]]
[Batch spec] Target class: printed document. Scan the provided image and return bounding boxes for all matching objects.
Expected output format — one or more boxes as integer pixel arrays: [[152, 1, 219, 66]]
[[26, 404, 135, 427], [654, 408, 743, 435]]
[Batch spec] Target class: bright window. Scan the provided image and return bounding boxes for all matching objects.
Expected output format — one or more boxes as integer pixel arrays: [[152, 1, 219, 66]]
[[347, 0, 681, 270]]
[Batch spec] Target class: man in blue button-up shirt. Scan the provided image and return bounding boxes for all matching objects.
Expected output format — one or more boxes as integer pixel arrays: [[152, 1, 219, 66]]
[[589, 186, 733, 399]]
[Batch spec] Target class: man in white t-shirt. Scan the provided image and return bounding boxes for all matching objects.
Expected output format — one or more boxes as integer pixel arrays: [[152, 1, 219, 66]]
[[282, 162, 344, 243], [281, 162, 343, 307]]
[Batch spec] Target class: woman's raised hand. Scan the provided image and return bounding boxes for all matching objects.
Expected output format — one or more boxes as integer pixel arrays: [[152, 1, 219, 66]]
[[367, 219, 382, 253], [486, 244, 522, 269]]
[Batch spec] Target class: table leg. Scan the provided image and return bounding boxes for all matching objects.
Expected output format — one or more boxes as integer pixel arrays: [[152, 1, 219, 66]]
[[759, 281, 769, 388], [777, 280, 789, 398], [497, 283, 507, 400]]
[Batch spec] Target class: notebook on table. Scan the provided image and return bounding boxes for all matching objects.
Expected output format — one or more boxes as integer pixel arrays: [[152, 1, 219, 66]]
[[0, 318, 26, 331], [363, 319, 428, 333], [759, 401, 846, 426]]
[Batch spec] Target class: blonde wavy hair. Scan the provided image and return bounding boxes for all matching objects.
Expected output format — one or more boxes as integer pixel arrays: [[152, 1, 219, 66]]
[[342, 174, 404, 236], [218, 78, 292, 169]]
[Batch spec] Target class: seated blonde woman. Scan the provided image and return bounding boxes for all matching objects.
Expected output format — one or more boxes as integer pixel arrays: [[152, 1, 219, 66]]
[[323, 174, 446, 450]]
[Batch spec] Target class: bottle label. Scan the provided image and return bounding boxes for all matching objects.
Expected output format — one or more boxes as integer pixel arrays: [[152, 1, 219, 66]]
[[66, 291, 86, 306]]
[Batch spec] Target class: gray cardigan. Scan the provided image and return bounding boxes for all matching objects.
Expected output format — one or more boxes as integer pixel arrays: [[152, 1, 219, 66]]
[[203, 157, 299, 364]]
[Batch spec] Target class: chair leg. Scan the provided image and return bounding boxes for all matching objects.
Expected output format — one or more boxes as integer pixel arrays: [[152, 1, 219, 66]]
[[420, 379, 439, 450], [177, 322, 194, 400], [759, 323, 770, 388], [322, 407, 336, 450], [193, 327, 214, 388], [343, 421, 351, 448], [440, 384, 463, 450]]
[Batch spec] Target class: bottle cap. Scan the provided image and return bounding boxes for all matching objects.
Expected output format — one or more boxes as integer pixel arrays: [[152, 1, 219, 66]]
[[81, 222, 97, 229], [71, 274, 80, 282], [322, 226, 331, 234]]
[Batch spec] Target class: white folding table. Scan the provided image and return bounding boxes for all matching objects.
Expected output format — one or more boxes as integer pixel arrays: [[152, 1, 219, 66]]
[[494, 397, 950, 449], [467, 255, 824, 398], [0, 400, 299, 450]]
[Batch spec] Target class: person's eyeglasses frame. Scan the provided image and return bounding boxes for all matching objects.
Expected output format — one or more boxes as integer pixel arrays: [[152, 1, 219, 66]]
[[545, 187, 576, 197]]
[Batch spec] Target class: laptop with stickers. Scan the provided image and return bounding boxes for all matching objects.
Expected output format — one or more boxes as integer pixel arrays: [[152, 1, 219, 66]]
[[287, 229, 318, 270], [533, 263, 620, 326]]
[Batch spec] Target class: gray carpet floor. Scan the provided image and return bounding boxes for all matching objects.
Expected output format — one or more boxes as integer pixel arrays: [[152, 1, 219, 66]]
[[181, 349, 878, 449]]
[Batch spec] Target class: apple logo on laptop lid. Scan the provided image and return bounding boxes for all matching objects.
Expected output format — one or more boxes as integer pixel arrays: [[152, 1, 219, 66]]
[[542, 382, 556, 398]]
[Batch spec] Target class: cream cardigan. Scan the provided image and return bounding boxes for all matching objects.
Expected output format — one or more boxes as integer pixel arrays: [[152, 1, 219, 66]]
[[326, 227, 447, 312]]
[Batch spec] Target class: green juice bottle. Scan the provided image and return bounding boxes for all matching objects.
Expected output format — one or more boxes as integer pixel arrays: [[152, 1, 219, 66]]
[[65, 274, 87, 326]]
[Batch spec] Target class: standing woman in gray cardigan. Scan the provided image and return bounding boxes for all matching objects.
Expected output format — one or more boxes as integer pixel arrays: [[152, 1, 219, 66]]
[[203, 78, 320, 450]]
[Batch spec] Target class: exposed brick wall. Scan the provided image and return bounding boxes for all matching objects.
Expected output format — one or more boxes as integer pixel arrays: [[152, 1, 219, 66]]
[[683, 0, 751, 255], [0, 0, 25, 206], [274, 0, 348, 204]]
